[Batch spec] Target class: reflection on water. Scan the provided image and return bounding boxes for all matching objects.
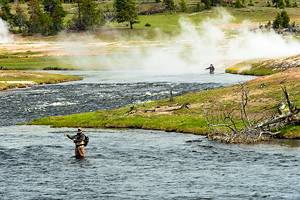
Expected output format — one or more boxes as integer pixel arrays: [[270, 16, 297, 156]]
[[1, 126, 300, 199]]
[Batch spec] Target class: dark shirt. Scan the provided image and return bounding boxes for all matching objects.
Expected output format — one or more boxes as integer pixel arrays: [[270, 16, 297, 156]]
[[67, 133, 86, 144], [206, 65, 215, 74]]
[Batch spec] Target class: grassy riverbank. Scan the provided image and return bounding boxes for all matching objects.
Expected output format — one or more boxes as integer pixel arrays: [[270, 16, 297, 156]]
[[30, 67, 300, 138], [226, 54, 300, 75], [0, 70, 81, 91]]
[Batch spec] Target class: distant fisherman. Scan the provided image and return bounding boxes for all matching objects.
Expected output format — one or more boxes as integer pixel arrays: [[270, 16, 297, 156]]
[[66, 128, 89, 159], [206, 64, 215, 74]]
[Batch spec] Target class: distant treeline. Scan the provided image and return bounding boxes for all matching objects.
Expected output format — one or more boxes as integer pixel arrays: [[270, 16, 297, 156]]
[[0, 0, 298, 36], [3, 0, 80, 2], [0, 0, 138, 35]]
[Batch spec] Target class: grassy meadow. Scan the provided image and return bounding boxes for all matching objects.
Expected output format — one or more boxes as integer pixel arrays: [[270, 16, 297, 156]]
[[0, 52, 77, 70]]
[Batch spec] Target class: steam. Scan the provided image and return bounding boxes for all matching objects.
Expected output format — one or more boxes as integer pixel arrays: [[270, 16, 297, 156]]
[[0, 18, 13, 43], [58, 9, 300, 74]]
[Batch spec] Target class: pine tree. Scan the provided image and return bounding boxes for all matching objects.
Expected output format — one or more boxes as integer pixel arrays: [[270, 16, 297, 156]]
[[280, 10, 290, 28], [273, 0, 285, 8], [195, 2, 201, 12], [273, 10, 290, 29], [114, 0, 138, 29], [28, 0, 51, 35], [163, 0, 176, 11], [272, 12, 282, 28], [42, 0, 66, 34], [179, 0, 187, 12], [235, 0, 243, 8], [70, 0, 104, 31], [285, 0, 290, 7], [202, 0, 212, 9], [14, 1, 27, 32], [0, 0, 13, 25], [81, 0, 103, 29]]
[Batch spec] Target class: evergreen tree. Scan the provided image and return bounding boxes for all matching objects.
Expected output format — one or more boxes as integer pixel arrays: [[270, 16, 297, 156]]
[[14, 1, 27, 32], [163, 0, 175, 11], [42, 0, 66, 34], [195, 2, 201, 11], [280, 10, 290, 27], [179, 0, 187, 12], [114, 0, 138, 29], [28, 0, 51, 35], [273, 0, 285, 8], [285, 0, 290, 7], [70, 0, 104, 31], [278, 0, 285, 8], [234, 0, 243, 8], [273, 10, 290, 28], [202, 0, 212, 9], [0, 0, 13, 24], [272, 12, 282, 28]]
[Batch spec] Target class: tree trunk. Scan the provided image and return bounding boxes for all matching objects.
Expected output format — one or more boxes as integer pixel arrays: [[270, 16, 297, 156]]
[[77, 1, 81, 24], [130, 21, 133, 29]]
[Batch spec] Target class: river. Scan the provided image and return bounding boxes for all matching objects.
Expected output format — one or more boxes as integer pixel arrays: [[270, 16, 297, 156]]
[[1, 70, 299, 199]]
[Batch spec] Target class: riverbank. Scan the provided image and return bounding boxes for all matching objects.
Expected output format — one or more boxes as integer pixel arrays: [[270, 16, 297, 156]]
[[0, 70, 81, 91], [225, 54, 300, 75], [30, 67, 300, 139]]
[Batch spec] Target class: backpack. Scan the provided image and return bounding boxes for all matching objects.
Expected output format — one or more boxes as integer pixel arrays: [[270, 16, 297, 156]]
[[84, 135, 89, 146]]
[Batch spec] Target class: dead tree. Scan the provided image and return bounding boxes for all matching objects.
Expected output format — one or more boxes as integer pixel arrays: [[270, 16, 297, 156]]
[[255, 86, 299, 131], [206, 85, 299, 143]]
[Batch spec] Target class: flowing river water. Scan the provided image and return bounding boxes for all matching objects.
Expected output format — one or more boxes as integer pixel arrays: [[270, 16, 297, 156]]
[[1, 71, 300, 199]]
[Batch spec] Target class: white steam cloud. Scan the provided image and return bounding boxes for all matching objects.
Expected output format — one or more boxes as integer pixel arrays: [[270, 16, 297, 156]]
[[0, 18, 13, 43], [58, 9, 300, 74]]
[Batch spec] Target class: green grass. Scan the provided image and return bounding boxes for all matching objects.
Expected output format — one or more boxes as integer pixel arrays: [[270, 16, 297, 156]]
[[225, 60, 275, 76], [106, 7, 300, 36], [0, 70, 82, 91], [226, 54, 300, 75], [31, 68, 300, 138], [279, 125, 300, 139], [0, 53, 78, 70]]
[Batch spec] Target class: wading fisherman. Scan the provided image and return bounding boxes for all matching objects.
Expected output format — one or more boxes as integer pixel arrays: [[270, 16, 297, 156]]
[[66, 128, 88, 159], [206, 64, 215, 74]]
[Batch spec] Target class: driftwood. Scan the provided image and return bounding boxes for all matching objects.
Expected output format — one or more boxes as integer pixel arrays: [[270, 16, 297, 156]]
[[207, 85, 299, 143], [255, 86, 299, 131], [144, 103, 190, 113]]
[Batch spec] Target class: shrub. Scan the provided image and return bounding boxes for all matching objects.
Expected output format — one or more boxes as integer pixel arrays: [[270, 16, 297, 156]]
[[235, 0, 243, 8]]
